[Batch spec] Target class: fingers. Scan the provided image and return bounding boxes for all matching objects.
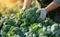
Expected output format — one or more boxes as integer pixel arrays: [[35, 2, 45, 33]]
[[37, 16, 42, 22], [36, 8, 47, 22], [20, 9, 25, 14], [20, 6, 26, 14], [20, 9, 23, 14]]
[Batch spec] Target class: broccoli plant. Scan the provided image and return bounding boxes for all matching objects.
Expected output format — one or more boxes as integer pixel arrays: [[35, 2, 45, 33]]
[[21, 7, 40, 24]]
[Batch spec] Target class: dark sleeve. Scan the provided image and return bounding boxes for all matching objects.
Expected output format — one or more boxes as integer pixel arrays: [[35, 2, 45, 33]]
[[54, 0, 60, 3]]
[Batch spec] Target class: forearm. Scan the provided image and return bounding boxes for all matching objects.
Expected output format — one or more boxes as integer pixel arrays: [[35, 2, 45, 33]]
[[22, 0, 32, 9], [45, 1, 60, 12], [36, 0, 41, 9]]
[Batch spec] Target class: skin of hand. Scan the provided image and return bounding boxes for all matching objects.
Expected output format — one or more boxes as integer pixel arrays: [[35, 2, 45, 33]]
[[22, 0, 32, 11], [37, 1, 60, 22], [20, 0, 32, 14]]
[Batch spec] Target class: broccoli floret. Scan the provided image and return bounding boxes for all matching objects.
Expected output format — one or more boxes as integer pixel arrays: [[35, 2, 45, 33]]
[[21, 7, 40, 24]]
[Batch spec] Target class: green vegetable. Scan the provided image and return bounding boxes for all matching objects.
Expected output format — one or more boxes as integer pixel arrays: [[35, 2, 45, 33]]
[[7, 26, 23, 37], [21, 7, 40, 24], [1, 25, 11, 34]]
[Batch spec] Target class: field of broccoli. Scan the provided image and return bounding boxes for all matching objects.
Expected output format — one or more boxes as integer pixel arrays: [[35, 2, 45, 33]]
[[0, 0, 60, 37]]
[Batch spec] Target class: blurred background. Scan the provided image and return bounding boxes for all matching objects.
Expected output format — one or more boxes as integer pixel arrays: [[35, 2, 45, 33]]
[[0, 0, 24, 16]]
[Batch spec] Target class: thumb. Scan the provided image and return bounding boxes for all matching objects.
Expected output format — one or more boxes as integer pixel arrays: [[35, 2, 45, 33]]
[[36, 9, 41, 13]]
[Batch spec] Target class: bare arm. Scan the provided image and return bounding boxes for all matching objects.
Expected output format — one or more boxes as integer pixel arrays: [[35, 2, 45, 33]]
[[45, 1, 60, 12], [22, 0, 32, 10], [36, 0, 41, 9], [36, 0, 60, 21]]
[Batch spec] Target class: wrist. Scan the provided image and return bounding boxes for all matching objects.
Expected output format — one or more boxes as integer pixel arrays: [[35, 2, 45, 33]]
[[41, 8, 47, 14], [45, 8, 48, 13]]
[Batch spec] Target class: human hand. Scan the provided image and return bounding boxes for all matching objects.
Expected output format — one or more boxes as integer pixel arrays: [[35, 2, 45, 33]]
[[20, 6, 26, 14], [36, 8, 47, 22]]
